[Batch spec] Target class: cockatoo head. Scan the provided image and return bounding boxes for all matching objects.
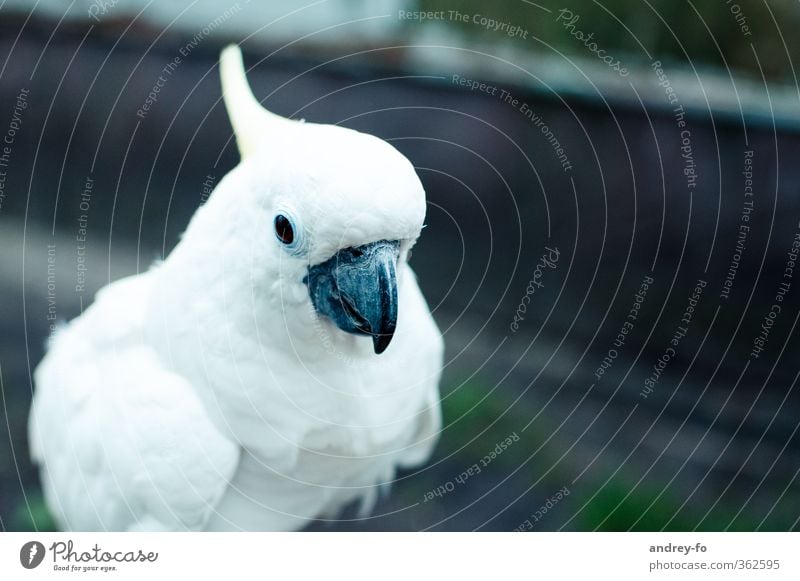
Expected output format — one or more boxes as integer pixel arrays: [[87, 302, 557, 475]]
[[205, 46, 426, 355]]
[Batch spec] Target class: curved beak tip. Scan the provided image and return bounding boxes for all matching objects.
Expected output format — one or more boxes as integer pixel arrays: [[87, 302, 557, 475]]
[[373, 332, 394, 355]]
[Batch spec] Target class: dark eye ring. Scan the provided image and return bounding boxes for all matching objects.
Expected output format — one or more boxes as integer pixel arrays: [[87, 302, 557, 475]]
[[274, 214, 294, 245]]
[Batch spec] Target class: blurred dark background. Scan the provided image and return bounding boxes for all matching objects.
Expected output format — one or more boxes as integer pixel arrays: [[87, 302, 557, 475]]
[[1, 0, 799, 531]]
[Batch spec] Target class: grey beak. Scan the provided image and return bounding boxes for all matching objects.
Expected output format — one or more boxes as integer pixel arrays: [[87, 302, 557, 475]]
[[305, 240, 400, 354]]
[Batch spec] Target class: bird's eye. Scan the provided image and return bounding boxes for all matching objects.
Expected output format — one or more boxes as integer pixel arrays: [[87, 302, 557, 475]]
[[274, 214, 294, 245]]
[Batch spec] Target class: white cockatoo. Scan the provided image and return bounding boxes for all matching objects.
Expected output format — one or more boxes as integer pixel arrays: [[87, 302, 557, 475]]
[[28, 45, 444, 531]]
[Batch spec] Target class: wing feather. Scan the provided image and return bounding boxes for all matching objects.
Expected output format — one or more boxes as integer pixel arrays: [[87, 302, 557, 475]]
[[29, 273, 239, 531]]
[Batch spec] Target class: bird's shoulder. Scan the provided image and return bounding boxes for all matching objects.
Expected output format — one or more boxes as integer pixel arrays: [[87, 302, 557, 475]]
[[31, 271, 240, 531]]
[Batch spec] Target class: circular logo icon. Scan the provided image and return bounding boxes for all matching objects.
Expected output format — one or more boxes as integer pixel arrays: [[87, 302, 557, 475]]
[[19, 541, 46, 569]]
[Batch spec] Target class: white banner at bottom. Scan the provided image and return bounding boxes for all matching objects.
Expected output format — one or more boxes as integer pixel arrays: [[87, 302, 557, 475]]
[[1, 532, 797, 580]]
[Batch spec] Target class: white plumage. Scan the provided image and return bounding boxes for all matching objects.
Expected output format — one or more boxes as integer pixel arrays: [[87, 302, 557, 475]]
[[29, 46, 443, 531]]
